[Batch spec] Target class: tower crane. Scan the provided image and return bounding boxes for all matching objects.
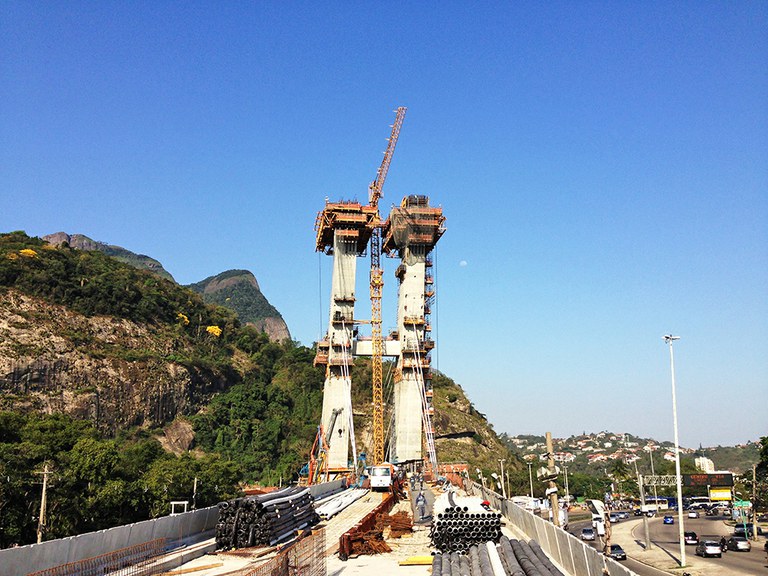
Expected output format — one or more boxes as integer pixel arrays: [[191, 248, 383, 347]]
[[369, 107, 406, 465]]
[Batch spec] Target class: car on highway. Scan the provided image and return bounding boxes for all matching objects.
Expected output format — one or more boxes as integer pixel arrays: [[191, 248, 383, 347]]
[[609, 513, 621, 523], [683, 531, 698, 545], [581, 527, 595, 541], [695, 540, 723, 558], [609, 544, 627, 560], [617, 510, 629, 519], [733, 522, 763, 537], [687, 510, 699, 518], [663, 515, 674, 524], [633, 508, 643, 516], [726, 536, 751, 552]]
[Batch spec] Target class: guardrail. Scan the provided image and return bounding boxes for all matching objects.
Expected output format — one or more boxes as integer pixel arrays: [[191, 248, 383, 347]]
[[469, 482, 638, 576]]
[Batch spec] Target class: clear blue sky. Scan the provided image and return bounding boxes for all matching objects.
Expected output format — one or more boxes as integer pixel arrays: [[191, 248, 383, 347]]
[[2, 2, 766, 449]]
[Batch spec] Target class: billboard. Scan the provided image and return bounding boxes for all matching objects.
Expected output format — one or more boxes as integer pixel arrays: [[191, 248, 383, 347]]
[[683, 473, 733, 487], [709, 488, 732, 501]]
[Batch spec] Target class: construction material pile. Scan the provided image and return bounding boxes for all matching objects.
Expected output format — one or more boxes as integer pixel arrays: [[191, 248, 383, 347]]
[[216, 486, 318, 551], [345, 528, 392, 556], [431, 492, 502, 553], [386, 510, 413, 538], [314, 488, 368, 520], [431, 536, 565, 576]]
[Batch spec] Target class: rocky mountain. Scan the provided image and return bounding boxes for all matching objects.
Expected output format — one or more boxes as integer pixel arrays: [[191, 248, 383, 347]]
[[0, 290, 230, 433], [43, 232, 175, 281], [187, 270, 290, 341], [0, 231, 517, 481], [43, 232, 289, 341]]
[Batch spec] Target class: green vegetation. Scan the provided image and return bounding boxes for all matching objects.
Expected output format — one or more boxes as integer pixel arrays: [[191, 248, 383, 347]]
[[0, 232, 228, 329], [0, 230, 520, 545], [187, 270, 285, 329], [192, 342, 325, 485], [0, 411, 242, 548]]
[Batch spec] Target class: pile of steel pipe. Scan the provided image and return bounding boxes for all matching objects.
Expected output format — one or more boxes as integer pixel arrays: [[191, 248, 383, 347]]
[[314, 488, 368, 519], [215, 486, 318, 550], [430, 492, 502, 553], [431, 536, 563, 576]]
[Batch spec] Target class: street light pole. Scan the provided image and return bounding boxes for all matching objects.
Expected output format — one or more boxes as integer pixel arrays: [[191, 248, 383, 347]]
[[498, 459, 507, 499], [526, 459, 535, 499], [664, 334, 685, 567]]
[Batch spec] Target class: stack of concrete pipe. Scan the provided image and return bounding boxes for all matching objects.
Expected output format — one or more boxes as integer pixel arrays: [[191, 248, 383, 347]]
[[215, 486, 318, 550], [431, 536, 565, 576], [430, 492, 502, 553], [314, 488, 368, 520]]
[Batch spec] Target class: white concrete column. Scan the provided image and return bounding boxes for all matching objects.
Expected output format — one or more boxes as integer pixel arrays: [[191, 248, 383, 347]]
[[320, 234, 358, 469]]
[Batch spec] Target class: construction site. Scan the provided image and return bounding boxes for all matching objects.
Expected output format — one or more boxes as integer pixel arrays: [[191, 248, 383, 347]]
[[0, 110, 638, 576]]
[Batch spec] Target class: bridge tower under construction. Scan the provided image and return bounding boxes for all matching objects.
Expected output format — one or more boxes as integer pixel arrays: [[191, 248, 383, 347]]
[[383, 195, 445, 465], [314, 201, 376, 470]]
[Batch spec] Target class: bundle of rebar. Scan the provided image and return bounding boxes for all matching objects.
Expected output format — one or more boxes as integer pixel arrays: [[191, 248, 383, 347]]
[[431, 536, 564, 576], [215, 486, 318, 551], [346, 528, 392, 556], [385, 510, 413, 538], [430, 492, 502, 553]]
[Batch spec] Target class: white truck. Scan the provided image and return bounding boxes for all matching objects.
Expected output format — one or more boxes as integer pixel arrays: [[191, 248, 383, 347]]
[[369, 464, 394, 490]]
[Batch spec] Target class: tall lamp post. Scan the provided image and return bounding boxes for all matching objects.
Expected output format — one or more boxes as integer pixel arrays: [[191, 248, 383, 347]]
[[664, 334, 686, 567], [524, 455, 535, 499], [498, 459, 507, 499]]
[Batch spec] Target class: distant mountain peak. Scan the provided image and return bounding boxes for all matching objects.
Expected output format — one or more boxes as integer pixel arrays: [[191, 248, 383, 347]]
[[187, 270, 289, 341], [197, 269, 260, 294], [43, 232, 175, 282]]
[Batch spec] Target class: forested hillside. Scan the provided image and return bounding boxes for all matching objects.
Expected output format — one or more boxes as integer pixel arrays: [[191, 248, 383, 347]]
[[0, 231, 517, 547], [187, 269, 290, 341]]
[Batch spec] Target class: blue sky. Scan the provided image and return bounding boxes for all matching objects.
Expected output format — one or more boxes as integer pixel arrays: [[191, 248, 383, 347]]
[[2, 2, 766, 449]]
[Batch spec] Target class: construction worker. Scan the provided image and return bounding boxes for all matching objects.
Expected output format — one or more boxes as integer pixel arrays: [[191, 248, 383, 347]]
[[416, 492, 427, 520]]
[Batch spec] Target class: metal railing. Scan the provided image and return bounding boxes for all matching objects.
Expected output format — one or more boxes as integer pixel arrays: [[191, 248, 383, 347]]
[[469, 482, 639, 576], [27, 538, 168, 576], [236, 529, 326, 576]]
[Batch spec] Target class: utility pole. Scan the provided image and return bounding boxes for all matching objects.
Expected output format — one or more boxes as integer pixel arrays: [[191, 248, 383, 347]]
[[36, 463, 52, 544], [546, 432, 560, 527], [753, 465, 758, 542], [192, 477, 198, 510], [638, 473, 651, 550]]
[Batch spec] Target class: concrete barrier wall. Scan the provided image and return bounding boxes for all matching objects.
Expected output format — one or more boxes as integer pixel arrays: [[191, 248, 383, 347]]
[[470, 482, 637, 576], [1, 481, 345, 576], [0, 505, 218, 576]]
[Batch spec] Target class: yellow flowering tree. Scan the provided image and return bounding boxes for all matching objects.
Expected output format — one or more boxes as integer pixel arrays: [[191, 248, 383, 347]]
[[206, 325, 222, 354]]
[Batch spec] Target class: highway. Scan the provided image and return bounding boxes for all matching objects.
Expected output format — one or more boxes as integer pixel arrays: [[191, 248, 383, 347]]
[[570, 512, 768, 575]]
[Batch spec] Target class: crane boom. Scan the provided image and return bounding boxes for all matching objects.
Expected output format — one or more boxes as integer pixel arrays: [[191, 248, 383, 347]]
[[369, 107, 407, 208], [370, 107, 406, 465]]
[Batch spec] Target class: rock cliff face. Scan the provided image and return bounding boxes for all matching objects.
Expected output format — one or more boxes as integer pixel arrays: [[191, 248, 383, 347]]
[[187, 270, 290, 341], [0, 290, 231, 434]]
